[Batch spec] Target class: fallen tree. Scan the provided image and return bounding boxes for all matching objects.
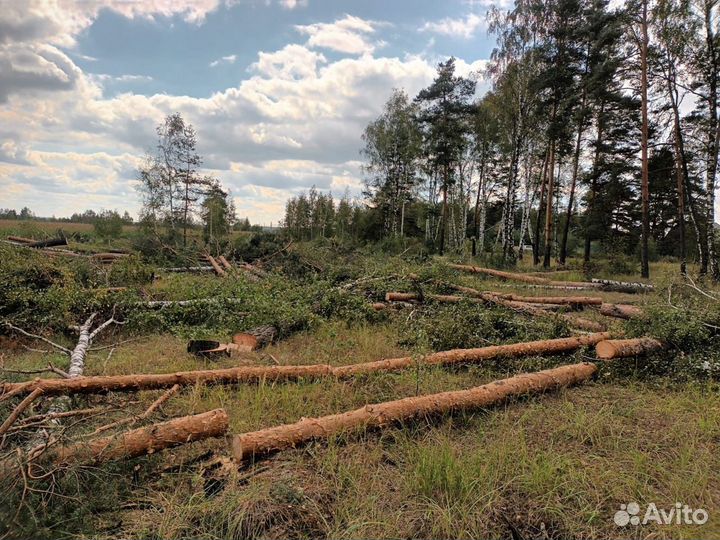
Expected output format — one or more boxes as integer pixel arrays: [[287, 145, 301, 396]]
[[2, 333, 609, 397], [595, 337, 665, 359], [135, 297, 245, 309], [161, 266, 215, 273], [410, 284, 606, 332], [217, 255, 234, 271], [599, 303, 643, 320], [50, 409, 229, 465], [205, 255, 227, 276], [491, 293, 603, 307], [591, 278, 654, 293], [448, 263, 600, 289], [384, 292, 566, 312], [232, 362, 597, 462]]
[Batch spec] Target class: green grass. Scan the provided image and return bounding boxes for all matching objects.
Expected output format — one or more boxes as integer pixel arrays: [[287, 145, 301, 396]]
[[1, 244, 719, 539]]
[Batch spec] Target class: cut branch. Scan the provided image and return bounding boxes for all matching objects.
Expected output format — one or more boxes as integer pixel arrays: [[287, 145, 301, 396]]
[[233, 362, 597, 462]]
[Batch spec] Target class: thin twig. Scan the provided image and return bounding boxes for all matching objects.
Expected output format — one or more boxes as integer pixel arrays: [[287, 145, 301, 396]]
[[2, 323, 71, 355], [90, 384, 181, 436]]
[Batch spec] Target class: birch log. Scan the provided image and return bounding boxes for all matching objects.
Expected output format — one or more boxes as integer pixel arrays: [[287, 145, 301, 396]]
[[232, 362, 597, 461]]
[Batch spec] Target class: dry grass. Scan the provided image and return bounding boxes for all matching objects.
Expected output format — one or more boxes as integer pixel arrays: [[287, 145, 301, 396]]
[[1, 257, 719, 539]]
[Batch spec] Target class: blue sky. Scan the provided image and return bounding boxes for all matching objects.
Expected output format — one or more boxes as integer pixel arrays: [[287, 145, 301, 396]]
[[0, 0, 502, 224]]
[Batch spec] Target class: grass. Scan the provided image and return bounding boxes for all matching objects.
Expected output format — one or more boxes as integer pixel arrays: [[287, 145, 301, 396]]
[[1, 239, 719, 539]]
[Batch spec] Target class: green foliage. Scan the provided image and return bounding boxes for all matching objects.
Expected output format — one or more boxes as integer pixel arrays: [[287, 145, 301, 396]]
[[93, 210, 124, 242]]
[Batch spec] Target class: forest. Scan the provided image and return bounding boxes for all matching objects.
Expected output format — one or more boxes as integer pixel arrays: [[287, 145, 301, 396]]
[[1, 0, 720, 539]]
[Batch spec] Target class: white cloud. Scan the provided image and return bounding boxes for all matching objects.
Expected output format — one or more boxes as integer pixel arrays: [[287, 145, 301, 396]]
[[296, 15, 383, 55], [209, 54, 237, 67], [279, 0, 308, 8], [420, 13, 486, 39]]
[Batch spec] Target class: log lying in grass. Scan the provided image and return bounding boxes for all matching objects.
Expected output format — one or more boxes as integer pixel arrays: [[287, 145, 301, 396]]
[[205, 255, 227, 276], [7, 235, 35, 244], [384, 292, 566, 312], [599, 303, 643, 320], [217, 255, 233, 271], [332, 332, 609, 377], [136, 297, 245, 309], [232, 362, 597, 462], [91, 252, 128, 262], [3, 333, 609, 397], [423, 284, 606, 332], [52, 409, 229, 465], [27, 237, 68, 249], [491, 293, 603, 307], [232, 325, 277, 351], [591, 278, 654, 293], [595, 337, 665, 359], [448, 263, 600, 289], [161, 266, 215, 273]]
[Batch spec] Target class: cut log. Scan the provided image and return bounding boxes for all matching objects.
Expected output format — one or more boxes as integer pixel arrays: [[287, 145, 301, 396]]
[[26, 237, 68, 249], [3, 333, 610, 398], [372, 302, 387, 311], [233, 362, 597, 462], [51, 409, 228, 465], [448, 263, 601, 289], [232, 325, 277, 351], [384, 292, 566, 312], [7, 235, 35, 244], [332, 332, 609, 377], [418, 284, 605, 332], [490, 293, 603, 307], [136, 297, 245, 309], [205, 255, 227, 276], [591, 278, 654, 293], [161, 266, 215, 273], [91, 253, 128, 261], [595, 337, 665, 359], [599, 303, 643, 320], [217, 255, 233, 271]]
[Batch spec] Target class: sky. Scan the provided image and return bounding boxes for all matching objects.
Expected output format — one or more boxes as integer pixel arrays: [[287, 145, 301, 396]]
[[0, 0, 503, 225]]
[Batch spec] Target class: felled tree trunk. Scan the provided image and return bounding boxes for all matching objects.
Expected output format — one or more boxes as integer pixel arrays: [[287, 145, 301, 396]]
[[599, 303, 643, 320], [332, 332, 609, 377], [136, 297, 245, 308], [232, 326, 277, 351], [27, 237, 68, 248], [591, 278, 654, 293], [491, 293, 603, 307], [218, 256, 233, 271], [233, 362, 597, 462], [51, 409, 228, 465], [595, 337, 665, 359], [448, 263, 600, 289], [162, 266, 215, 273], [384, 292, 566, 312], [4, 333, 610, 397], [205, 255, 227, 276]]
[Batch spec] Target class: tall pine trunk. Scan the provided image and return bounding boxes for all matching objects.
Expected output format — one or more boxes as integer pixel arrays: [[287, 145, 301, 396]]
[[533, 148, 550, 265], [640, 0, 651, 279], [584, 102, 605, 265], [543, 140, 557, 268], [705, 0, 720, 279]]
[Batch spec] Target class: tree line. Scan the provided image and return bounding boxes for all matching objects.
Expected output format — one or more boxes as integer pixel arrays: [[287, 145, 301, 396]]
[[283, 0, 720, 279]]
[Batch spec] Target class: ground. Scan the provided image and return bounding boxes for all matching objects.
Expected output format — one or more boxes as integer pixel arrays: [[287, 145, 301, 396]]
[[0, 227, 719, 539]]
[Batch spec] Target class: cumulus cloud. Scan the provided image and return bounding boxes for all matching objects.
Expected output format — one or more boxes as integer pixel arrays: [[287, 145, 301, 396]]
[[0, 5, 491, 223], [296, 15, 383, 55], [279, 0, 308, 8], [209, 54, 237, 67], [420, 13, 486, 39]]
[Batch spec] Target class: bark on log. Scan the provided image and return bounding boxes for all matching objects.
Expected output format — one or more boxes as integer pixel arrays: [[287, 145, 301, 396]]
[[428, 284, 606, 332], [595, 337, 665, 359], [491, 293, 603, 307], [232, 325, 277, 351], [448, 263, 600, 289], [7, 235, 35, 243], [3, 333, 610, 397], [233, 362, 597, 462], [52, 409, 229, 465], [161, 266, 215, 273], [591, 278, 654, 293], [218, 255, 233, 271], [26, 237, 68, 248], [205, 255, 227, 276], [599, 303, 643, 320], [384, 292, 565, 312], [332, 332, 609, 377]]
